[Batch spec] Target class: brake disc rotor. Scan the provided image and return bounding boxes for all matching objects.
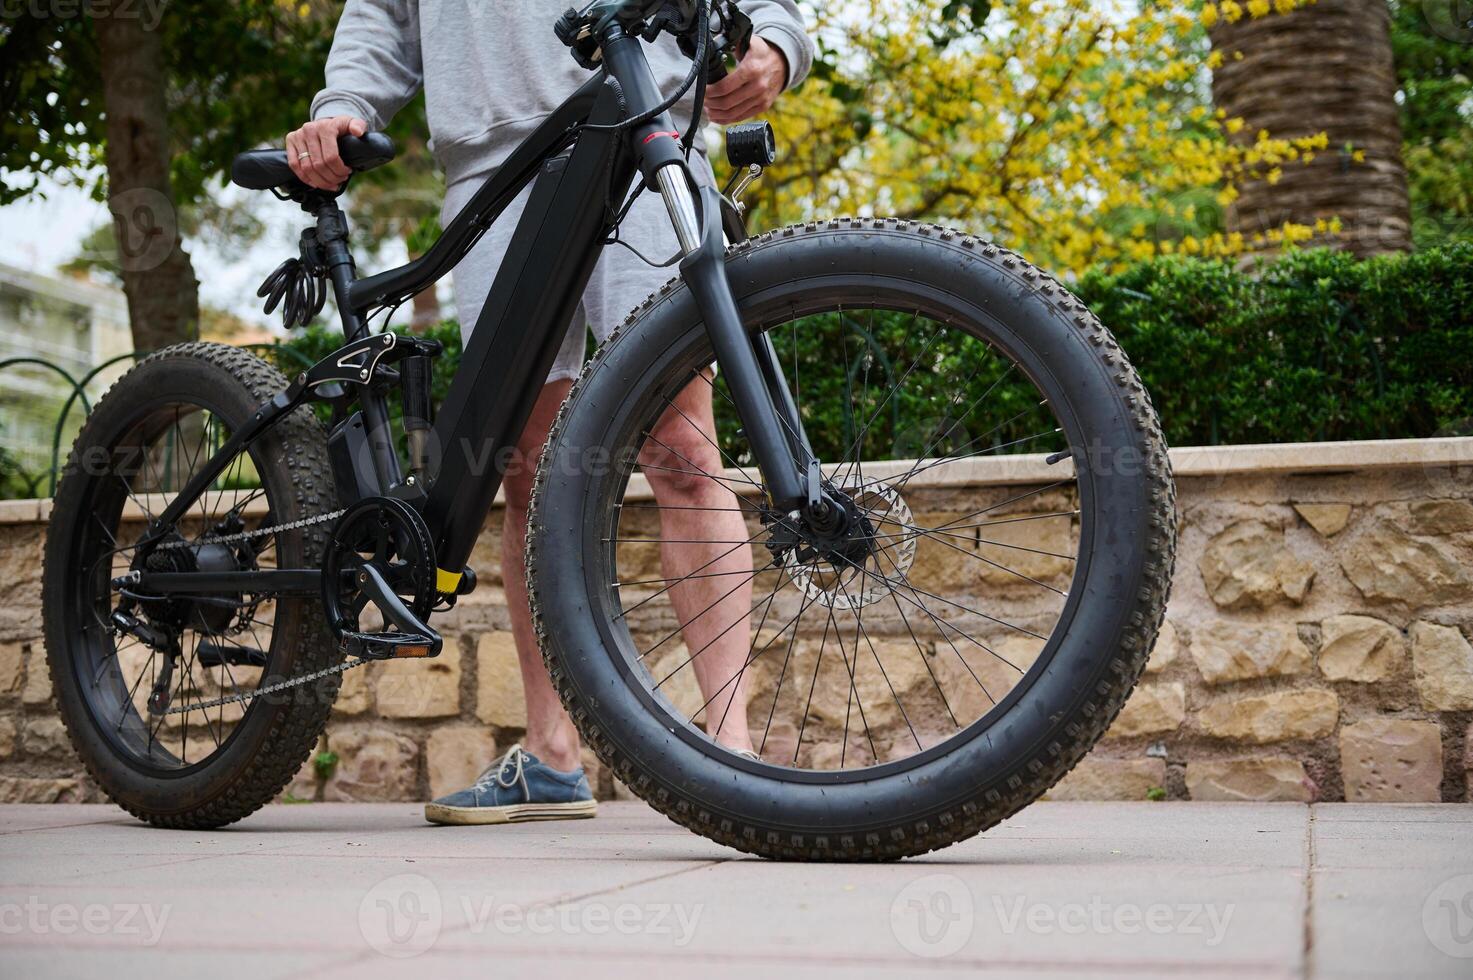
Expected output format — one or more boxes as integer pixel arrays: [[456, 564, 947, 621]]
[[782, 480, 917, 610]]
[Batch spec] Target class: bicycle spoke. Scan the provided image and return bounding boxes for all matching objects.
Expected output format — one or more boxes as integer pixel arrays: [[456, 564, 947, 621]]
[[603, 303, 1085, 775]]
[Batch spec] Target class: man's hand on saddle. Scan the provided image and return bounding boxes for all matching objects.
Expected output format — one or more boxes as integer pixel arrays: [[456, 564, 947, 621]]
[[706, 35, 789, 124], [286, 115, 369, 191]]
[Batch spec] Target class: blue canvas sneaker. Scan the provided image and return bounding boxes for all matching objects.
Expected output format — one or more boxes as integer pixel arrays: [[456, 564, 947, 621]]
[[424, 744, 597, 825]]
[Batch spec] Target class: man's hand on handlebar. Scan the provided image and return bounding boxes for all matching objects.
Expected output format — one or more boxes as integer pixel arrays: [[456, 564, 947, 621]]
[[286, 116, 369, 190], [706, 35, 787, 124]]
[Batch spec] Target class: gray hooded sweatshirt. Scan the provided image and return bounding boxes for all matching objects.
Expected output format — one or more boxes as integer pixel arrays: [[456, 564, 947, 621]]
[[310, 0, 814, 186]]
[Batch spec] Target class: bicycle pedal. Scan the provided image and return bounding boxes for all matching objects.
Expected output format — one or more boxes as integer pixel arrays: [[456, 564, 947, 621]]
[[339, 630, 442, 661]]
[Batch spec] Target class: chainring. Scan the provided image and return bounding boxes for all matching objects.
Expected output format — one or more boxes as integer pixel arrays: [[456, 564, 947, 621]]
[[321, 496, 436, 635]]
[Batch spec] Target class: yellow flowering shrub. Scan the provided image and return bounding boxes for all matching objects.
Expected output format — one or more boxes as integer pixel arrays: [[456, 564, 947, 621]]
[[752, 0, 1324, 275]]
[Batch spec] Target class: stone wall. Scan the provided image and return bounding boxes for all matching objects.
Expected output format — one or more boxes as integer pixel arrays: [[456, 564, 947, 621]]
[[0, 437, 1469, 806]]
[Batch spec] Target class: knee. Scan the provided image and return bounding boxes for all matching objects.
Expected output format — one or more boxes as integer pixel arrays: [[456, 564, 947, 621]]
[[641, 420, 725, 499]]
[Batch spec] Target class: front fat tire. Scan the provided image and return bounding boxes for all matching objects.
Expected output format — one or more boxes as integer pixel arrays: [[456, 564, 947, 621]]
[[529, 219, 1177, 860]]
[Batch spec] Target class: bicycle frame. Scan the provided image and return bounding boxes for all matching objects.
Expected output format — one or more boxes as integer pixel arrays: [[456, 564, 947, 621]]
[[136, 20, 815, 610]]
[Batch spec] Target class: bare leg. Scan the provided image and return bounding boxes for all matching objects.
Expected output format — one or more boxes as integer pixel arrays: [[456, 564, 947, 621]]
[[500, 379, 583, 773], [638, 373, 756, 753], [502, 375, 756, 772]]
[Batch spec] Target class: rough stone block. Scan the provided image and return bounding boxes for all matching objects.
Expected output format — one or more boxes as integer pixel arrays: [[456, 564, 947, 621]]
[[1198, 689, 1339, 743], [1409, 621, 1473, 711], [322, 730, 420, 802], [1409, 498, 1473, 535], [21, 645, 50, 705], [0, 641, 22, 695], [1318, 615, 1405, 683], [376, 638, 461, 719], [1339, 717, 1443, 802], [1294, 503, 1351, 537], [1185, 757, 1314, 802], [0, 776, 83, 803], [332, 665, 372, 717], [22, 716, 69, 756], [1107, 682, 1185, 737], [1047, 757, 1166, 801], [1190, 621, 1310, 685], [0, 715, 15, 759], [1341, 524, 1470, 605], [1199, 519, 1315, 609], [477, 631, 527, 728], [426, 725, 498, 799], [1143, 620, 1179, 675]]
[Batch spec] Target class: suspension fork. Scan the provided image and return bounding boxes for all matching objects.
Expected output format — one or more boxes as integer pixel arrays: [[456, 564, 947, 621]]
[[674, 181, 817, 510], [600, 26, 817, 512]]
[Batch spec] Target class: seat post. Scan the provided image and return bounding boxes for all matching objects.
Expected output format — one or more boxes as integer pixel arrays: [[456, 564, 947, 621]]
[[309, 198, 367, 340]]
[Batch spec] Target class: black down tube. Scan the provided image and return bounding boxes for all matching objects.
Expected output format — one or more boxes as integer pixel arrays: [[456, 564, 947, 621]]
[[424, 78, 634, 577]]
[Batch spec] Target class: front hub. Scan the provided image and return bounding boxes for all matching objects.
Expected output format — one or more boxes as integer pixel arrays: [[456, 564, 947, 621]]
[[772, 479, 917, 610]]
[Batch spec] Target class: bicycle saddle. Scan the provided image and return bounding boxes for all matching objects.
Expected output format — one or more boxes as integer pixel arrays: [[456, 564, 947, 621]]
[[231, 132, 396, 191]]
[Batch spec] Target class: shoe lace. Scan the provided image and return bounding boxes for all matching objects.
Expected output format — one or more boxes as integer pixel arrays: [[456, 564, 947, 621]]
[[474, 743, 529, 797]]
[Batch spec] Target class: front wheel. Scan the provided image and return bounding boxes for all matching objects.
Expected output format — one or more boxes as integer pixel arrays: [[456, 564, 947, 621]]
[[528, 219, 1176, 860]]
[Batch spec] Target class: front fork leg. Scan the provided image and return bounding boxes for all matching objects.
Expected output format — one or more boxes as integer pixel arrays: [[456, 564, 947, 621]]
[[659, 173, 818, 512]]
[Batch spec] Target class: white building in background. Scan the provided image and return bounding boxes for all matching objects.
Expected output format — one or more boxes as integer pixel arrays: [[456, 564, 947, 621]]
[[0, 261, 132, 494]]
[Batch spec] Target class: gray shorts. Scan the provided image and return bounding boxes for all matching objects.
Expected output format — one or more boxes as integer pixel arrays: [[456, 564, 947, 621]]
[[442, 154, 716, 384]]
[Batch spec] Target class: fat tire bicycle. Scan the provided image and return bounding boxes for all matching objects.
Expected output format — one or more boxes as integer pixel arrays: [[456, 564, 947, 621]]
[[41, 0, 1175, 859]]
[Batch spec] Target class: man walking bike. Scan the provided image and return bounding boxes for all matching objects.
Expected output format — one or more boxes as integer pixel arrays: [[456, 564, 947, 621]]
[[286, 0, 814, 825]]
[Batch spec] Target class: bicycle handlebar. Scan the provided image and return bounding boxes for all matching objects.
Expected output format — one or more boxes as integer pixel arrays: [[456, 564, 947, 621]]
[[557, 0, 749, 83]]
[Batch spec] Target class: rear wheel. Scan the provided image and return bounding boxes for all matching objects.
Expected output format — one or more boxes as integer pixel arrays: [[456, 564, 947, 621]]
[[528, 220, 1176, 859], [41, 343, 339, 827]]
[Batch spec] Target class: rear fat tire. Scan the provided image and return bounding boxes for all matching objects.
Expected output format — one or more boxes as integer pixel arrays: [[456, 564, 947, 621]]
[[528, 219, 1177, 860], [41, 342, 339, 828]]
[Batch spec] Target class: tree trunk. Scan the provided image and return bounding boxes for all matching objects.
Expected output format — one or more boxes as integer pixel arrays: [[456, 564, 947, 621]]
[[94, 11, 199, 351], [409, 286, 441, 333], [1209, 0, 1411, 257]]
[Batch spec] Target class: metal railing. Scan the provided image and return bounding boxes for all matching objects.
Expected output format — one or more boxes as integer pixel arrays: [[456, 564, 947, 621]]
[[0, 344, 314, 498]]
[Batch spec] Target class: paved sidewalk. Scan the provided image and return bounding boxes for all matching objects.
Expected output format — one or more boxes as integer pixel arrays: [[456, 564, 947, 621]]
[[1, 801, 1471, 978]]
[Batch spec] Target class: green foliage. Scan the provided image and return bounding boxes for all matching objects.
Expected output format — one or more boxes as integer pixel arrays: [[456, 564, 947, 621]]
[[0, 3, 338, 205], [257, 247, 1470, 467], [311, 749, 339, 783], [1390, 0, 1473, 247], [0, 442, 44, 500], [1145, 786, 1167, 802], [1076, 244, 1473, 446]]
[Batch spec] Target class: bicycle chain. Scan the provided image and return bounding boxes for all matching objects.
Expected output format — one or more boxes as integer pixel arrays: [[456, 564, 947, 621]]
[[162, 654, 370, 715], [152, 508, 346, 550]]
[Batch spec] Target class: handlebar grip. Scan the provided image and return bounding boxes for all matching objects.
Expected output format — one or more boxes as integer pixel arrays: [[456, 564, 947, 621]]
[[338, 132, 396, 171]]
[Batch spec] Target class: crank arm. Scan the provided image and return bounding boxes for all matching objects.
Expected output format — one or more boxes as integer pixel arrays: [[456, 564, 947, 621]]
[[349, 562, 443, 658]]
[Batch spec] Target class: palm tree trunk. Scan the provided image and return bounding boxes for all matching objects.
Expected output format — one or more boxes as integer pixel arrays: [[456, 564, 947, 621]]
[[1209, 0, 1411, 257], [94, 10, 200, 351]]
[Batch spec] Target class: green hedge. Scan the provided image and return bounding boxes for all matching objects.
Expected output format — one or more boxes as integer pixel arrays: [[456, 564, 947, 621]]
[[1075, 244, 1473, 446], [272, 244, 1472, 456]]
